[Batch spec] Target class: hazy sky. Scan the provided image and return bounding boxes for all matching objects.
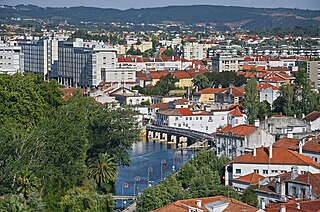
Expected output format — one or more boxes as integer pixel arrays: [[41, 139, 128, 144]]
[[1, 0, 320, 10]]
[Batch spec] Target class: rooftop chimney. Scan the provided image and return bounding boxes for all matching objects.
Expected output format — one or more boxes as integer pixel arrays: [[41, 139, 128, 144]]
[[296, 203, 300, 209], [254, 119, 260, 127], [261, 199, 266, 210], [196, 200, 202, 208], [281, 205, 286, 212], [299, 141, 303, 154], [291, 165, 299, 180], [253, 144, 257, 156], [287, 130, 293, 139], [269, 144, 273, 159]]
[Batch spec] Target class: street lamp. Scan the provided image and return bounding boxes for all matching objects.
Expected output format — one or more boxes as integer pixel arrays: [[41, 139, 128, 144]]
[[122, 182, 129, 209], [147, 167, 153, 186], [160, 159, 166, 180], [134, 176, 141, 196]]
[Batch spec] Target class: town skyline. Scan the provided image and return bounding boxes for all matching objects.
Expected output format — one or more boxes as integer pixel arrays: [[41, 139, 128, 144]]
[[2, 0, 320, 10]]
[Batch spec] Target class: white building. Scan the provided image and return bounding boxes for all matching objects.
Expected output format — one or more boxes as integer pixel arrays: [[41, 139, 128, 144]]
[[307, 61, 320, 89], [257, 83, 280, 106], [156, 107, 229, 134], [302, 111, 320, 132], [224, 146, 320, 187], [0, 41, 22, 74], [212, 53, 244, 72], [183, 42, 206, 60]]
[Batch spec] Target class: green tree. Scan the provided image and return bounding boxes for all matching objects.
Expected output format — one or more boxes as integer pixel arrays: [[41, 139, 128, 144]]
[[16, 170, 39, 205], [243, 78, 259, 124], [282, 84, 295, 116], [241, 185, 258, 207], [161, 48, 174, 57], [257, 100, 271, 120], [192, 74, 211, 91], [88, 153, 117, 193], [145, 74, 179, 96]]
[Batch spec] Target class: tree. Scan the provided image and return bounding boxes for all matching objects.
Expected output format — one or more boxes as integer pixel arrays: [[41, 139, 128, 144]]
[[88, 153, 117, 193], [272, 96, 286, 114], [161, 48, 174, 57], [16, 170, 39, 205], [257, 101, 271, 120], [282, 84, 295, 116], [192, 74, 211, 91], [241, 185, 258, 207], [243, 78, 259, 124]]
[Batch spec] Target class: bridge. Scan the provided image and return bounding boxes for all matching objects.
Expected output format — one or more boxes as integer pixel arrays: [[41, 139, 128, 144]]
[[113, 195, 136, 200], [146, 124, 215, 149]]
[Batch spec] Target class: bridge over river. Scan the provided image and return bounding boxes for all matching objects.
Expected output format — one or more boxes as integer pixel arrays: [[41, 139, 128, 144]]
[[146, 124, 215, 149]]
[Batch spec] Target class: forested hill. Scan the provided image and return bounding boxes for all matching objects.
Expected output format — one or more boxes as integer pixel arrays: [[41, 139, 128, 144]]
[[1, 4, 320, 30]]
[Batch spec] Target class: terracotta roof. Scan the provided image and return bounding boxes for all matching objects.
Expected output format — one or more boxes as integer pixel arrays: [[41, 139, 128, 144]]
[[256, 172, 292, 195], [195, 88, 227, 94], [228, 106, 243, 117], [256, 83, 280, 91], [233, 173, 265, 185], [228, 147, 320, 168], [217, 124, 257, 137], [153, 196, 257, 212], [172, 70, 192, 79], [266, 199, 320, 212], [293, 172, 320, 197], [303, 111, 320, 122], [149, 102, 170, 110], [149, 70, 169, 79], [136, 71, 151, 81], [273, 137, 320, 153]]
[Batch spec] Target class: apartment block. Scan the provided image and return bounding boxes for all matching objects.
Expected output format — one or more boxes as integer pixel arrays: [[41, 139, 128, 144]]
[[0, 41, 23, 74], [307, 61, 320, 89]]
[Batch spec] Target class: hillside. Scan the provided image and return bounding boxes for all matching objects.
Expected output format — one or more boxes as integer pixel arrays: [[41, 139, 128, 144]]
[[1, 4, 320, 30]]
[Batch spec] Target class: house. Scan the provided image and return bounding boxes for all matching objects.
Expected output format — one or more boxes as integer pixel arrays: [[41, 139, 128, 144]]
[[273, 135, 320, 163], [148, 70, 169, 85], [256, 83, 280, 106], [259, 115, 311, 140], [156, 107, 230, 134], [265, 199, 320, 212], [232, 172, 265, 193], [302, 111, 320, 131], [260, 72, 295, 88], [193, 87, 227, 103], [215, 116, 274, 160], [173, 70, 193, 88], [255, 170, 320, 208], [136, 71, 152, 87], [224, 146, 320, 187], [215, 86, 245, 105], [154, 196, 257, 212]]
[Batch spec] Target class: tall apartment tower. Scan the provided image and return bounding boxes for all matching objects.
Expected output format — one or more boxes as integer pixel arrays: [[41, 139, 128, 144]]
[[0, 41, 23, 74], [18, 38, 59, 80], [307, 61, 320, 89], [54, 39, 135, 87]]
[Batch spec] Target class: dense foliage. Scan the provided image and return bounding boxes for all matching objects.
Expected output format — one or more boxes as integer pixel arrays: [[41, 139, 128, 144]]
[[272, 65, 320, 117], [243, 78, 259, 124], [204, 72, 247, 88], [0, 73, 140, 211], [136, 151, 239, 212]]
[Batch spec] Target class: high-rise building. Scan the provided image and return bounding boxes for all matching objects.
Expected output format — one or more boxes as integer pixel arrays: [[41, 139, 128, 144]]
[[0, 41, 23, 74], [212, 53, 244, 72], [307, 61, 320, 89], [18, 38, 59, 80], [54, 39, 135, 87]]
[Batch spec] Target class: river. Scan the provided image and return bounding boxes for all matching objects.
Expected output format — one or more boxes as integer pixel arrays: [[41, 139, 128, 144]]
[[115, 141, 194, 209]]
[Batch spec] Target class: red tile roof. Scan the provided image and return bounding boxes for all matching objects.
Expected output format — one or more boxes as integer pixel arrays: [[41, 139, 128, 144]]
[[266, 199, 320, 212], [303, 111, 320, 122], [228, 106, 243, 117], [195, 87, 227, 94], [256, 83, 280, 91], [154, 196, 257, 212], [173, 70, 192, 79], [227, 147, 320, 168], [233, 172, 265, 185], [217, 124, 257, 137], [149, 70, 169, 79]]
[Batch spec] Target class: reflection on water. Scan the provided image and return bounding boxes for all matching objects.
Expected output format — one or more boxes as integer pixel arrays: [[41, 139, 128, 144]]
[[115, 141, 194, 208]]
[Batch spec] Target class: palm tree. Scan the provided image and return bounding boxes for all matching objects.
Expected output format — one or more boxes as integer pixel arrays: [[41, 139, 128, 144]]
[[16, 170, 39, 205], [88, 153, 117, 192]]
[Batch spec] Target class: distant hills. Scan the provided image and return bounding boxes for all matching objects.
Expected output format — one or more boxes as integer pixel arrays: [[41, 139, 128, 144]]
[[1, 4, 320, 30]]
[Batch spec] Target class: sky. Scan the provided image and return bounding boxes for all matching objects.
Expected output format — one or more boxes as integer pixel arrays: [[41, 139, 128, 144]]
[[1, 0, 320, 10]]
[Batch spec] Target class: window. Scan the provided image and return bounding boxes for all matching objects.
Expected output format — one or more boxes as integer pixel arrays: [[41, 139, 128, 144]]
[[292, 186, 297, 198], [190, 117, 192, 120], [301, 171, 306, 174], [175, 117, 178, 121], [206, 126, 208, 130], [186, 117, 188, 120], [263, 170, 268, 174], [271, 170, 278, 173], [254, 169, 259, 174], [236, 169, 241, 174]]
